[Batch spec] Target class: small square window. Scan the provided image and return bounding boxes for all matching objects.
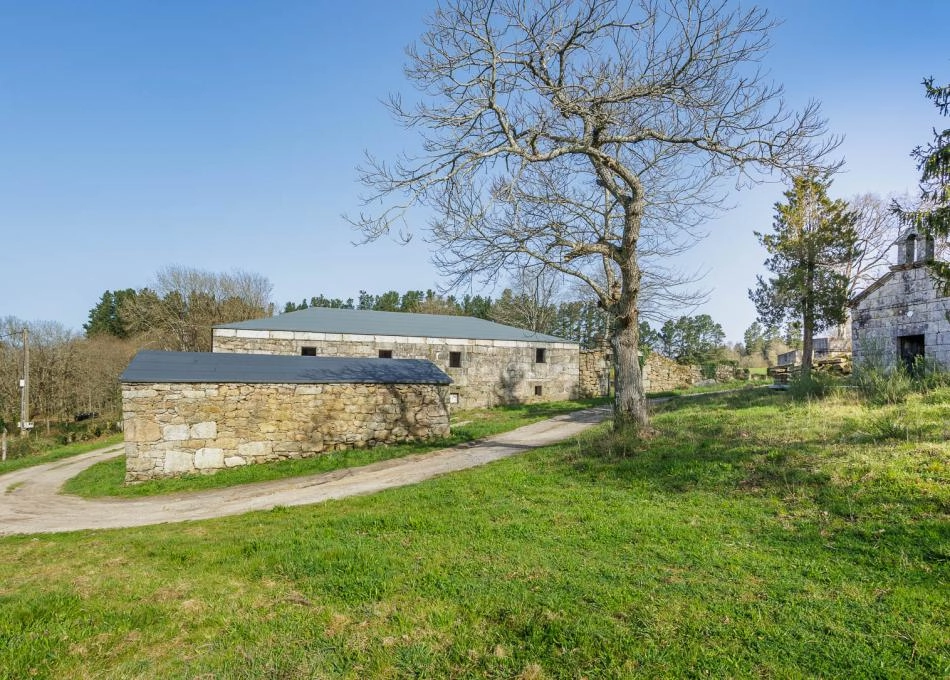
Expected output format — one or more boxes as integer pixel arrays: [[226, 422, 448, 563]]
[[449, 351, 462, 368], [535, 348, 546, 363], [301, 347, 316, 356], [378, 349, 393, 359], [534, 385, 543, 396]]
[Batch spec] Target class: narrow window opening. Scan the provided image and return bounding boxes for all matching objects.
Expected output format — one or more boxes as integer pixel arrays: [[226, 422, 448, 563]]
[[449, 351, 462, 368], [301, 347, 316, 356], [535, 348, 546, 363], [534, 385, 543, 396], [378, 349, 393, 359]]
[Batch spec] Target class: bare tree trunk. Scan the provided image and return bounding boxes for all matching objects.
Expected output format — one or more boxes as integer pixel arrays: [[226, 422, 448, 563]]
[[612, 210, 649, 430], [612, 316, 648, 430]]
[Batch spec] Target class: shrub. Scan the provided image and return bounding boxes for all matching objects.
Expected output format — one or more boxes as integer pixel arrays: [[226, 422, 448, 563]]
[[851, 353, 950, 404], [788, 371, 836, 400], [851, 364, 914, 405]]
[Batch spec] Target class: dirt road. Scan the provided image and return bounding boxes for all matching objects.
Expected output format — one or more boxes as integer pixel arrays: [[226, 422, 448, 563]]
[[0, 407, 608, 536]]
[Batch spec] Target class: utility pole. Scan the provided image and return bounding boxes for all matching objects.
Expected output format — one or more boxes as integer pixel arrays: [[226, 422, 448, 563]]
[[19, 327, 29, 437]]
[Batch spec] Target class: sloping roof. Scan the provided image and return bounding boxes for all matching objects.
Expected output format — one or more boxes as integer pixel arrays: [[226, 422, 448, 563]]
[[849, 270, 897, 307], [121, 351, 452, 385], [215, 307, 573, 343]]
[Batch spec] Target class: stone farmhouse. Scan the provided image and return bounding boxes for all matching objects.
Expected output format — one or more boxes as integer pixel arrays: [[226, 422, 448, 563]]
[[121, 351, 451, 482], [213, 307, 580, 409], [851, 230, 950, 369]]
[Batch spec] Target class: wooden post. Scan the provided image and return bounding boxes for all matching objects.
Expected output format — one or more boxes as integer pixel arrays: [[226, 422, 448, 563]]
[[1, 428, 6, 462]]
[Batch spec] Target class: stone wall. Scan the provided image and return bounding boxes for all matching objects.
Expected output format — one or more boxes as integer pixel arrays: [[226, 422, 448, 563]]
[[642, 354, 702, 392], [575, 350, 722, 395], [578, 349, 610, 398], [852, 264, 950, 368], [213, 329, 579, 409], [122, 381, 450, 482]]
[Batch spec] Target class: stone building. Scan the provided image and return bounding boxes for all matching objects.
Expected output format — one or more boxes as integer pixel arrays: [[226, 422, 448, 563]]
[[121, 351, 451, 482], [213, 308, 579, 409], [851, 230, 950, 369]]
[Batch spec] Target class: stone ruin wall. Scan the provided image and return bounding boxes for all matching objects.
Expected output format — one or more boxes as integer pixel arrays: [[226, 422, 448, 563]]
[[213, 329, 579, 409], [578, 349, 610, 398], [642, 354, 703, 392], [122, 381, 450, 482], [577, 350, 725, 395]]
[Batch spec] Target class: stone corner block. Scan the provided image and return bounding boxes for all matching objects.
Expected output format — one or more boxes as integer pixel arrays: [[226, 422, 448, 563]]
[[195, 447, 225, 469], [163, 449, 194, 475]]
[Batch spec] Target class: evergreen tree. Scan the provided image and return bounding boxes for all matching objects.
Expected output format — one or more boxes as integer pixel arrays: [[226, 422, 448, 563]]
[[656, 315, 726, 365], [895, 77, 950, 288], [750, 173, 858, 375], [83, 289, 137, 338], [742, 321, 765, 358]]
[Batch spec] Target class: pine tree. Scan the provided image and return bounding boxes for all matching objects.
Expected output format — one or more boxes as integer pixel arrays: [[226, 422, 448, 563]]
[[895, 78, 950, 287], [750, 173, 859, 375]]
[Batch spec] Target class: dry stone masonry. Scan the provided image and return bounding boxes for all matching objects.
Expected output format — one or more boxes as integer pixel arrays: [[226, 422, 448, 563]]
[[120, 352, 451, 483], [213, 329, 578, 409], [578, 349, 735, 395], [578, 349, 611, 397], [642, 354, 702, 392]]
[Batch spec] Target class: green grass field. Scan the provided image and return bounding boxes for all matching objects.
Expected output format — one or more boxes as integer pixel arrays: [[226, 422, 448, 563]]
[[1, 390, 947, 678]]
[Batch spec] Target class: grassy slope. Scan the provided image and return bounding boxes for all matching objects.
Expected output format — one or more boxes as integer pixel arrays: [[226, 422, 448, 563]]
[[1, 391, 947, 678], [0, 434, 123, 477]]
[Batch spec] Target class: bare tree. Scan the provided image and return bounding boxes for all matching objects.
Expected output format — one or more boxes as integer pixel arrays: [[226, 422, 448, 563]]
[[351, 0, 837, 429], [846, 193, 908, 297], [120, 266, 273, 352], [490, 267, 563, 333], [845, 192, 950, 300]]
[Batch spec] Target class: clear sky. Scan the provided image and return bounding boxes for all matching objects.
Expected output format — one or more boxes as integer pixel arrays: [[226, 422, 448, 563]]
[[1, 0, 947, 342]]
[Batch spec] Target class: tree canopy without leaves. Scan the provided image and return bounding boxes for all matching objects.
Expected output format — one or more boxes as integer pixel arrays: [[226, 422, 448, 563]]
[[0, 317, 136, 428], [351, 0, 837, 429], [750, 173, 858, 374]]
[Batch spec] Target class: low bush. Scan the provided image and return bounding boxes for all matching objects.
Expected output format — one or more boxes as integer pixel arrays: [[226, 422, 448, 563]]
[[852, 356, 950, 405], [788, 371, 837, 400]]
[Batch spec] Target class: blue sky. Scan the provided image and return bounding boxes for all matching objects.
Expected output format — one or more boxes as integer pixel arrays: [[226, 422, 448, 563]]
[[1, 1, 947, 342]]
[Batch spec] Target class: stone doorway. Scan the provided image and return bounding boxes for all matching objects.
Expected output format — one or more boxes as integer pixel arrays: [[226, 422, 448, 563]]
[[898, 334, 925, 371]]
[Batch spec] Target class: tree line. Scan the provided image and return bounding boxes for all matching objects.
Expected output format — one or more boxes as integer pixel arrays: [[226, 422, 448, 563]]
[[282, 287, 613, 350], [0, 266, 273, 431], [0, 317, 137, 433]]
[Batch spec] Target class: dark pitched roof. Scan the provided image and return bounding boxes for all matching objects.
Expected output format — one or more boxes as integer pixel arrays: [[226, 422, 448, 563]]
[[121, 351, 452, 385], [215, 307, 573, 343]]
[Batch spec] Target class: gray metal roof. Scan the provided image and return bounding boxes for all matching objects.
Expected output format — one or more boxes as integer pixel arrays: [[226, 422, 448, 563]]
[[121, 351, 452, 385], [216, 307, 573, 343]]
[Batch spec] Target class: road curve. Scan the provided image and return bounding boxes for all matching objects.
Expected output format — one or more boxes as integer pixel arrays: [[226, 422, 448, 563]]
[[0, 408, 608, 536]]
